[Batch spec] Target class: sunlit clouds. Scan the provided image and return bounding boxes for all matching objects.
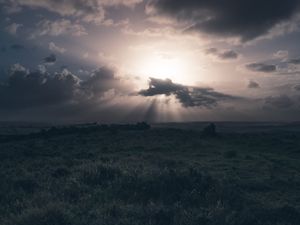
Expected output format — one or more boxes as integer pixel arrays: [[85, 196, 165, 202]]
[[1, 0, 300, 122]]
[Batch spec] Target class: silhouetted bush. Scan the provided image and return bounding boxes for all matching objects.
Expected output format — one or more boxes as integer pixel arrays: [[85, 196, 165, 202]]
[[136, 122, 151, 130], [203, 123, 217, 137]]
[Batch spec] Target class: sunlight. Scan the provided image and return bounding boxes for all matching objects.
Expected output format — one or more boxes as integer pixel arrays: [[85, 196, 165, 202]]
[[136, 54, 188, 83]]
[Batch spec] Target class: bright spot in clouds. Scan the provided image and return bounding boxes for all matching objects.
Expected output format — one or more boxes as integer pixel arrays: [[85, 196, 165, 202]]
[[2, 0, 300, 122], [135, 53, 189, 83]]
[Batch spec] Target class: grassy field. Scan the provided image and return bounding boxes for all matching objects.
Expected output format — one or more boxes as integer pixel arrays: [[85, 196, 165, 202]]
[[1, 123, 300, 225]]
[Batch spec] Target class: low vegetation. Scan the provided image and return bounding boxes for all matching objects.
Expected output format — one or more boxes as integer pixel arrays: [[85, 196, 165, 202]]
[[0, 123, 300, 225]]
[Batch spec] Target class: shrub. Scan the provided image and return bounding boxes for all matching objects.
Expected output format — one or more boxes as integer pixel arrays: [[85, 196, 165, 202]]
[[202, 123, 217, 137]]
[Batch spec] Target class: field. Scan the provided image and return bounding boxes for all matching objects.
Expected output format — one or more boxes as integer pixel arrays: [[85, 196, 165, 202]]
[[0, 122, 300, 225]]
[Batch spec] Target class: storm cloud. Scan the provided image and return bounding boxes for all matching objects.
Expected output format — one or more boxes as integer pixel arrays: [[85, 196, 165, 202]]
[[44, 54, 57, 64], [205, 48, 239, 60], [0, 64, 132, 110], [147, 0, 300, 41], [1, 0, 142, 25], [264, 95, 294, 109], [294, 84, 300, 91], [10, 44, 25, 51], [248, 80, 260, 89], [139, 77, 239, 108], [288, 58, 300, 64], [246, 63, 277, 73]]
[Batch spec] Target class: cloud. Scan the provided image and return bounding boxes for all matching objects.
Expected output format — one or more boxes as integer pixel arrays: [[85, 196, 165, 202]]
[[81, 67, 132, 96], [10, 44, 25, 51], [138, 77, 239, 108], [147, 0, 300, 41], [2, 67, 79, 108], [219, 50, 239, 60], [273, 50, 289, 59], [1, 0, 142, 25], [101, 0, 143, 7], [31, 19, 87, 38], [246, 63, 277, 73], [205, 48, 239, 61], [205, 48, 218, 54], [2, 0, 105, 24], [83, 52, 89, 59], [294, 84, 300, 91], [248, 80, 260, 89], [43, 54, 56, 64], [49, 42, 66, 54], [98, 52, 116, 65], [5, 22, 22, 35], [288, 58, 300, 64], [0, 1, 22, 13], [264, 95, 294, 109], [1, 64, 299, 122], [9, 63, 28, 74], [0, 64, 133, 111]]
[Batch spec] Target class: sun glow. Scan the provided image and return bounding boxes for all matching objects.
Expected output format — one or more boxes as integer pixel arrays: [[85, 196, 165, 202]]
[[135, 54, 188, 83]]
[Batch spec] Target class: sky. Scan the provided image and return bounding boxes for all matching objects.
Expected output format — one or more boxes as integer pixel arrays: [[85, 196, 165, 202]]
[[1, 0, 300, 123]]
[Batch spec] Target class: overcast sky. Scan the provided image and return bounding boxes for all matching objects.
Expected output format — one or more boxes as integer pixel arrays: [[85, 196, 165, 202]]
[[1, 0, 300, 123]]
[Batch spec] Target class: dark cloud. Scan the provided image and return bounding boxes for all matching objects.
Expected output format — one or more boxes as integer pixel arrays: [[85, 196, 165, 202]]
[[81, 67, 132, 96], [205, 48, 239, 60], [147, 0, 300, 41], [138, 77, 239, 108], [44, 54, 56, 64], [294, 84, 300, 91], [10, 44, 25, 51], [205, 48, 218, 54], [0, 64, 131, 110], [248, 80, 260, 89], [288, 58, 300, 64], [265, 95, 294, 109], [219, 50, 239, 59], [0, 65, 79, 109], [1, 0, 142, 25], [246, 63, 277, 73]]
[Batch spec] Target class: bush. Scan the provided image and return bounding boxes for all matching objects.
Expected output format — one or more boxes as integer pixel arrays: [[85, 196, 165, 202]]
[[203, 123, 217, 137]]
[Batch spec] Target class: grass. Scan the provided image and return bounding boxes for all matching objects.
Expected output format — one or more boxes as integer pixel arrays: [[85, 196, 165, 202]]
[[0, 125, 300, 224]]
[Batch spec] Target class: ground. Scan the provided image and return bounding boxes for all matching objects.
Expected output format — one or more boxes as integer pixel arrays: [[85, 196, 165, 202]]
[[0, 122, 300, 225]]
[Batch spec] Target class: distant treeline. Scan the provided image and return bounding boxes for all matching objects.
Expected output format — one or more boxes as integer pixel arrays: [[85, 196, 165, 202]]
[[46, 122, 151, 133], [0, 122, 151, 143]]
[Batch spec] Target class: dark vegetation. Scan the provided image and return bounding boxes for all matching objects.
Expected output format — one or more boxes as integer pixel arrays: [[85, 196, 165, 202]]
[[1, 122, 300, 225], [0, 122, 150, 143]]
